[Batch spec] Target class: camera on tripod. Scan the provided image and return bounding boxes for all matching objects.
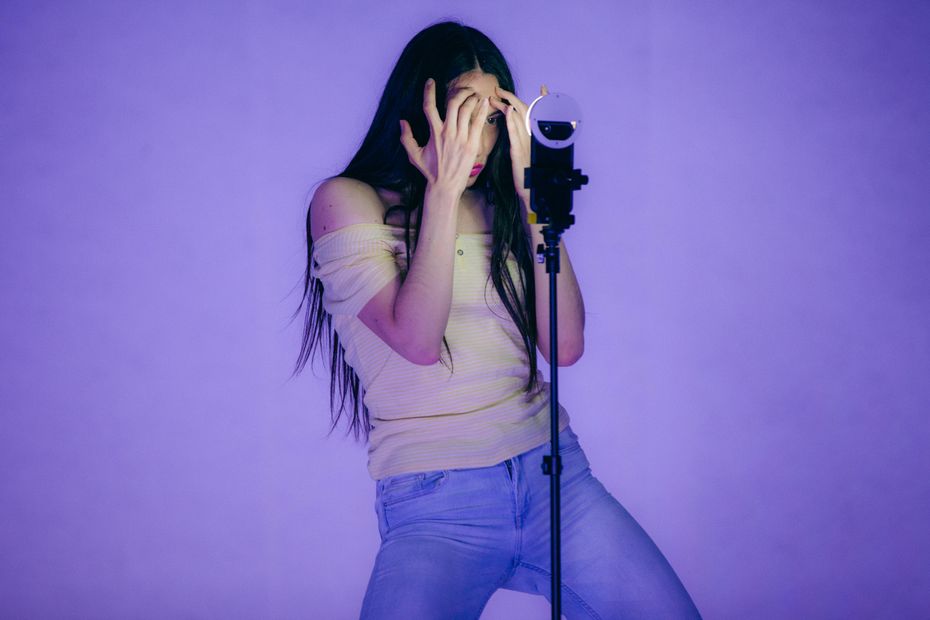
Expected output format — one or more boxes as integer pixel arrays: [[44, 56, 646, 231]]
[[522, 92, 588, 232]]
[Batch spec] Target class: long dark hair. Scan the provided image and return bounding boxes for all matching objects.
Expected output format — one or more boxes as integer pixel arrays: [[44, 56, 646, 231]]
[[292, 20, 539, 441]]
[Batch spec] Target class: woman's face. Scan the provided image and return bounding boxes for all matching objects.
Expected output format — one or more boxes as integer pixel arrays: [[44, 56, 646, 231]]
[[445, 70, 506, 188]]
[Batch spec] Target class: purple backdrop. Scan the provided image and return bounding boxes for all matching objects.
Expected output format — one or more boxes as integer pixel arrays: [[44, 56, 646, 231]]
[[1, 1, 928, 618]]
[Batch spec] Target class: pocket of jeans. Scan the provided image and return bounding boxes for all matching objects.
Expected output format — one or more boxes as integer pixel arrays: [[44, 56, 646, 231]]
[[558, 427, 591, 480], [559, 427, 582, 455], [380, 470, 448, 508]]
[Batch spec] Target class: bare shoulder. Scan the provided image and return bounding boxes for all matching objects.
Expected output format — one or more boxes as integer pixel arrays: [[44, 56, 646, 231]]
[[310, 177, 386, 241]]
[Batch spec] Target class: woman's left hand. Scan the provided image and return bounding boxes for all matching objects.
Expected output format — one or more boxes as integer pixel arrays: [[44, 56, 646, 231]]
[[490, 84, 549, 211]]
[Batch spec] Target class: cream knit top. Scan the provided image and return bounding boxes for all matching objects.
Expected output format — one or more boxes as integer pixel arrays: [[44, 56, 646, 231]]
[[310, 223, 570, 480]]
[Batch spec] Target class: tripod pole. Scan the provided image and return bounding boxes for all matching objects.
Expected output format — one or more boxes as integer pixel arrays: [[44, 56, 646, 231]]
[[522, 90, 588, 618], [540, 227, 564, 619]]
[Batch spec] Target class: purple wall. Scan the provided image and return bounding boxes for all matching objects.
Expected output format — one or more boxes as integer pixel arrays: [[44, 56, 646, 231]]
[[2, 1, 928, 618]]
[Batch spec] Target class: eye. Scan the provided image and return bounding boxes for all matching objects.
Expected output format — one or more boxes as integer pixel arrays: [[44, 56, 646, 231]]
[[487, 113, 503, 126]]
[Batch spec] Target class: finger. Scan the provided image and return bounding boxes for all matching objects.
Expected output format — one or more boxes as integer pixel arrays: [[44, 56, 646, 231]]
[[468, 94, 486, 125], [398, 119, 420, 162], [468, 97, 490, 146], [488, 97, 508, 113], [445, 87, 477, 135], [495, 86, 527, 112], [399, 119, 427, 176], [487, 99, 508, 135], [456, 93, 480, 137], [541, 84, 549, 96], [422, 78, 442, 137], [505, 103, 528, 145], [504, 103, 517, 141]]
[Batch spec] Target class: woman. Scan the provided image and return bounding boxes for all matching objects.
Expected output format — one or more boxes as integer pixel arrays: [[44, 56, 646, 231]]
[[294, 20, 702, 619]]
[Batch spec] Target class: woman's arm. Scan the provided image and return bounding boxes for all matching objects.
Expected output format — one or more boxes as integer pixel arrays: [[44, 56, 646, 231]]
[[312, 81, 489, 365], [310, 178, 459, 366], [520, 196, 585, 366], [488, 84, 585, 366], [357, 185, 460, 365]]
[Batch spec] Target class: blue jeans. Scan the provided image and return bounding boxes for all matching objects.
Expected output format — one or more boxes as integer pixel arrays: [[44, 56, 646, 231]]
[[360, 426, 702, 619]]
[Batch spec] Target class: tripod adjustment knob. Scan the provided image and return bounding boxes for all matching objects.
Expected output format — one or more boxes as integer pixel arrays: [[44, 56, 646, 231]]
[[542, 455, 563, 476]]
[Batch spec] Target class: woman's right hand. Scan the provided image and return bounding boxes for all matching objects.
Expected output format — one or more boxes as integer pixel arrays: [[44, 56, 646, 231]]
[[399, 78, 489, 197]]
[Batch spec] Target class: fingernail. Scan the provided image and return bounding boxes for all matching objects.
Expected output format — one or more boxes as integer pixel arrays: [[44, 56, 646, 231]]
[[426, 78, 434, 85]]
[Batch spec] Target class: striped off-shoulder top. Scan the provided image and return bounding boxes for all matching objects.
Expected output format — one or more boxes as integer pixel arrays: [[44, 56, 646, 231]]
[[310, 223, 570, 480]]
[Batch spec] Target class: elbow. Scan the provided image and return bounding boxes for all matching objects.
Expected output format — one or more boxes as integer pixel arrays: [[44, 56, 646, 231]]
[[560, 346, 584, 366], [410, 353, 441, 366], [557, 344, 584, 366], [401, 343, 441, 366], [386, 318, 442, 365], [541, 338, 584, 367]]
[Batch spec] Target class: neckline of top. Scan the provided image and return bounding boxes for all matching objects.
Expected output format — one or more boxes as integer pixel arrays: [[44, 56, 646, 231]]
[[382, 223, 492, 235], [314, 222, 493, 243]]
